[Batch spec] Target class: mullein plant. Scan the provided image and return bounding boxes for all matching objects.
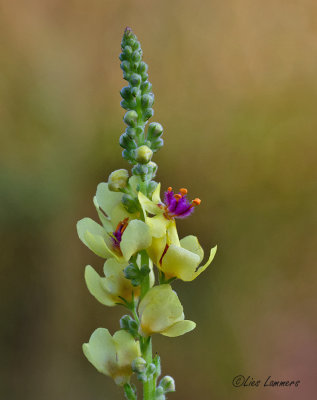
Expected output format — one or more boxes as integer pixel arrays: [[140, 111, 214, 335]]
[[77, 27, 217, 400]]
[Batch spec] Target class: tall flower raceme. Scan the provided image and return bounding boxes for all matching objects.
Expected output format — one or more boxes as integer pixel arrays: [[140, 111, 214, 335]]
[[77, 27, 217, 400]]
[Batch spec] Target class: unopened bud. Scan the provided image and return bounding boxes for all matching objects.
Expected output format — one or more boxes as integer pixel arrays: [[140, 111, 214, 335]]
[[132, 357, 147, 373], [141, 94, 154, 108], [148, 122, 163, 138], [120, 315, 133, 330], [159, 376, 175, 393], [146, 363, 156, 376], [135, 145, 153, 164], [130, 73, 142, 87], [147, 162, 158, 178], [108, 169, 129, 191], [124, 45, 133, 56], [124, 110, 138, 127]]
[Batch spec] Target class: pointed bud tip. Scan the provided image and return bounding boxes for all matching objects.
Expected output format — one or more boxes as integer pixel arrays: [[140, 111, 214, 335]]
[[124, 26, 133, 35]]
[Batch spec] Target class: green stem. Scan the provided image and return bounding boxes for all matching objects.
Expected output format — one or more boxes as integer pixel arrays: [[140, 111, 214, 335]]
[[137, 250, 156, 399], [142, 337, 155, 400], [140, 250, 150, 300]]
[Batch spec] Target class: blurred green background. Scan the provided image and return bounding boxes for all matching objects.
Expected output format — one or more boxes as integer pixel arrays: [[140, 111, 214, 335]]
[[1, 1, 316, 399]]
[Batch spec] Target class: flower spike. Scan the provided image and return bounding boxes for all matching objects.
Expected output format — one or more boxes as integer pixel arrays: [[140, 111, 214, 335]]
[[77, 27, 217, 399]]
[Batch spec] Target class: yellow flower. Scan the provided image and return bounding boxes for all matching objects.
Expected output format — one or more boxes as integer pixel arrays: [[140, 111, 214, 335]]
[[84, 257, 155, 306], [138, 285, 196, 337], [138, 185, 217, 281], [77, 177, 152, 261], [83, 328, 141, 386]]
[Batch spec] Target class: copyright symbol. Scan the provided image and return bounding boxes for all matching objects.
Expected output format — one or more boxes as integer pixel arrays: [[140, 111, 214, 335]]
[[232, 375, 245, 387]]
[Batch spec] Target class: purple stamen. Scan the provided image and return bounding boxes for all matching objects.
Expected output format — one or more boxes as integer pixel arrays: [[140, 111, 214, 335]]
[[163, 189, 195, 219], [110, 218, 129, 249]]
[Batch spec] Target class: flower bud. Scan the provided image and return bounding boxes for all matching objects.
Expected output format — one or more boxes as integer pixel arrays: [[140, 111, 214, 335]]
[[124, 45, 133, 56], [135, 145, 153, 164], [122, 149, 134, 162], [132, 164, 148, 176], [132, 357, 147, 373], [120, 61, 130, 72], [147, 162, 158, 178], [124, 110, 138, 127], [126, 127, 137, 139], [143, 107, 154, 121], [141, 81, 152, 93], [130, 73, 142, 87], [151, 138, 164, 151], [146, 181, 158, 196], [120, 100, 129, 110], [124, 264, 139, 280], [120, 86, 132, 100], [141, 94, 154, 108], [148, 122, 163, 138], [159, 376, 175, 393], [155, 387, 164, 396], [119, 133, 136, 149], [131, 87, 139, 97], [132, 41, 140, 51], [138, 62, 148, 74], [132, 50, 141, 62], [108, 169, 129, 191], [146, 363, 156, 376], [121, 194, 138, 213], [120, 315, 133, 330]]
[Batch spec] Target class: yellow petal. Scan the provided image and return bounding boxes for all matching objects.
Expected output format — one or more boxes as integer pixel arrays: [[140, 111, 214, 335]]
[[161, 244, 201, 281], [112, 330, 141, 385], [161, 320, 196, 337], [138, 191, 163, 216], [146, 214, 169, 238], [93, 196, 113, 231], [139, 285, 183, 336], [77, 218, 114, 258], [120, 220, 152, 261], [84, 265, 116, 306], [102, 259, 138, 301], [152, 182, 161, 203], [109, 203, 139, 229], [192, 245, 217, 280], [82, 328, 116, 376], [96, 183, 123, 216], [84, 231, 116, 259], [180, 235, 204, 263], [166, 220, 180, 246], [113, 330, 141, 369], [147, 235, 167, 266], [77, 217, 106, 244]]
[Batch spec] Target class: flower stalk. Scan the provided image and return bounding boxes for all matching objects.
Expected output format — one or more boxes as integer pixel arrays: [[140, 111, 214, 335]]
[[77, 27, 217, 400]]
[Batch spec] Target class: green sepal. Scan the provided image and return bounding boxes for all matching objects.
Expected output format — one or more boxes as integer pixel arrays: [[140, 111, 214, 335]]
[[124, 383, 137, 400]]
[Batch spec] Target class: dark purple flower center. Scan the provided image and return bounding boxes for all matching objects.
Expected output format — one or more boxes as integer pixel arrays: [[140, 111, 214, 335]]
[[110, 218, 129, 249], [162, 187, 201, 219]]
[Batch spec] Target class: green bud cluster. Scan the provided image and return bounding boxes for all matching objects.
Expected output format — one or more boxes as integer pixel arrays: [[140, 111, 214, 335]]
[[120, 315, 139, 339], [119, 27, 164, 188], [124, 262, 150, 287], [132, 356, 159, 383]]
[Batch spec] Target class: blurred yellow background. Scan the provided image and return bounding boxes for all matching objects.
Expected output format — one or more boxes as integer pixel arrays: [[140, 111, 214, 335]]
[[1, 1, 316, 399]]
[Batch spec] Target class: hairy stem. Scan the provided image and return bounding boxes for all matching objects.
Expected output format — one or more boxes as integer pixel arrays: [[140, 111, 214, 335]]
[[142, 337, 155, 400]]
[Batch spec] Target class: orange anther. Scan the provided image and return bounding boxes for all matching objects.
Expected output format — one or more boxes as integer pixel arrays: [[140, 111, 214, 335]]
[[192, 198, 201, 206], [179, 188, 188, 195], [174, 194, 182, 200], [168, 186, 173, 192]]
